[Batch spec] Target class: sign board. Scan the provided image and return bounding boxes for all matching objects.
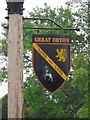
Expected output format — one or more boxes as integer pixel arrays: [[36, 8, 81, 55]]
[[32, 34, 71, 93]]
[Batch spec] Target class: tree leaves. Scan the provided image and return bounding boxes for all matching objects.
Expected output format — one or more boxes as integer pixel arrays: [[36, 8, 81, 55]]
[[1, 1, 89, 119]]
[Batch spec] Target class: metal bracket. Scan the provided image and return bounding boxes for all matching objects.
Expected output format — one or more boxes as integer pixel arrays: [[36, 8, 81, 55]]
[[24, 17, 80, 31], [6, 2, 24, 14]]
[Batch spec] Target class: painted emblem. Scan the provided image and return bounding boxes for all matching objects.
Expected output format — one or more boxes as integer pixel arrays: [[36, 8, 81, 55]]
[[42, 66, 53, 82], [56, 49, 67, 62]]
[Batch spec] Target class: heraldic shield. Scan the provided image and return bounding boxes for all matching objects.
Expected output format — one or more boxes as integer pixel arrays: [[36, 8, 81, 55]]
[[32, 34, 71, 93]]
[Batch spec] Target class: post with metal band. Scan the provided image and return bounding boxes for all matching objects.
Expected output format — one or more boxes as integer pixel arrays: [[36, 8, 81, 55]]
[[5, 0, 24, 118]]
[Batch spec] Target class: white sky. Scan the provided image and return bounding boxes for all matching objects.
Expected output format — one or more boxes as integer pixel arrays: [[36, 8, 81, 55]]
[[0, 0, 87, 98], [0, 0, 68, 39]]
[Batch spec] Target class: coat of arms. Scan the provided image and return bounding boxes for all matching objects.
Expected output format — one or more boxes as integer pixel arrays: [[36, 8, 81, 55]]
[[32, 34, 71, 93]]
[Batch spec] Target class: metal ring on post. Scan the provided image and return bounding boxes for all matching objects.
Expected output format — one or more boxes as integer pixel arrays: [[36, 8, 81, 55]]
[[5, 0, 25, 14]]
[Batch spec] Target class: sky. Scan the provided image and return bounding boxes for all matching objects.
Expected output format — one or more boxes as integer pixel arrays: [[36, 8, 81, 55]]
[[0, 0, 67, 39], [0, 0, 88, 99], [0, 0, 68, 98], [0, 0, 87, 98]]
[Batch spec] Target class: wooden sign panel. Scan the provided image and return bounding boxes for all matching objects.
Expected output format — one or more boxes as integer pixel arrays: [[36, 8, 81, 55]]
[[32, 34, 71, 93]]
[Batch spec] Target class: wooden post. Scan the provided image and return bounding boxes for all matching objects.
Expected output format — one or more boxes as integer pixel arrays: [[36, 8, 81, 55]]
[[8, 14, 23, 118]]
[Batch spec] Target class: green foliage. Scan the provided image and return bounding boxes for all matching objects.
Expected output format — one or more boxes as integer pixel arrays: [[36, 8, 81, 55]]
[[0, 98, 2, 118], [23, 3, 89, 118], [76, 93, 88, 118], [1, 95, 8, 118], [1, 1, 89, 119], [0, 67, 7, 83], [1, 23, 8, 56], [72, 50, 89, 91], [0, 71, 2, 83], [77, 107, 88, 118], [71, 49, 89, 118], [24, 76, 46, 118], [24, 76, 73, 118]]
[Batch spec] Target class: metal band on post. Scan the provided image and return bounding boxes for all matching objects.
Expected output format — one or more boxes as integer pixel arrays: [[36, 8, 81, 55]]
[[6, 0, 24, 14]]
